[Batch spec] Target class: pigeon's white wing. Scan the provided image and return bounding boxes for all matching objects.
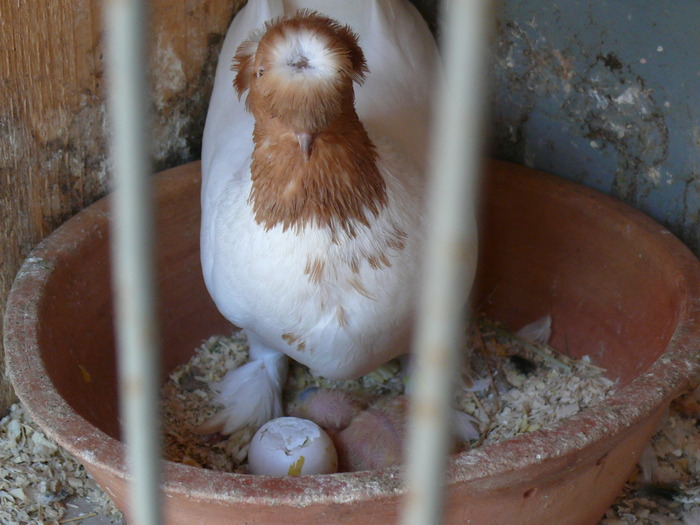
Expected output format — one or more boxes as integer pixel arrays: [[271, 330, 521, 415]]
[[201, 0, 283, 201], [201, 1, 284, 286]]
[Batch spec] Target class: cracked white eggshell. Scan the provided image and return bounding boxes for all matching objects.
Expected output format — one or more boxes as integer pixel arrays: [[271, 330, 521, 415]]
[[248, 417, 338, 475]]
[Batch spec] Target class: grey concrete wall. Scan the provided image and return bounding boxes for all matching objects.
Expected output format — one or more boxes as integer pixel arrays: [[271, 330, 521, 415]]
[[490, 1, 700, 253], [415, 0, 700, 254]]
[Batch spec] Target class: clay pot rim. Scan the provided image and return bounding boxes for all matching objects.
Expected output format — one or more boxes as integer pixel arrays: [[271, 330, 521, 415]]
[[5, 161, 700, 506]]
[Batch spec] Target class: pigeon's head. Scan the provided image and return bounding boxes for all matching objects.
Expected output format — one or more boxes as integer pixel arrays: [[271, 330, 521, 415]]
[[233, 10, 368, 157]]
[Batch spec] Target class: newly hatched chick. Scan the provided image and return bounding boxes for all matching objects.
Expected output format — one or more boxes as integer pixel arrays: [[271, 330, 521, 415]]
[[291, 389, 474, 471], [199, 1, 477, 436], [335, 396, 409, 471], [289, 388, 403, 471], [289, 387, 369, 431]]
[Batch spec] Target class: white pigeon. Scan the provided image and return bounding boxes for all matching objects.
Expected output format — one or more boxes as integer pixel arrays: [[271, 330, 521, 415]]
[[199, 0, 476, 436]]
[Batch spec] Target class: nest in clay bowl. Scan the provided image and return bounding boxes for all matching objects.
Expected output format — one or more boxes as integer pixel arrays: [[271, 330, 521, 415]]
[[4, 160, 700, 525]]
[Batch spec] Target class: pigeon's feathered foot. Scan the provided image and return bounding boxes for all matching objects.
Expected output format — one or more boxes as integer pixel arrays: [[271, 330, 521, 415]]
[[198, 340, 288, 435]]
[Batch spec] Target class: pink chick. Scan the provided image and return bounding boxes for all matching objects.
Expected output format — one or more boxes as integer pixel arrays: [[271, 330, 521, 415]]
[[334, 396, 409, 471], [287, 389, 480, 472], [289, 387, 369, 432], [198, 1, 477, 437], [333, 395, 476, 472]]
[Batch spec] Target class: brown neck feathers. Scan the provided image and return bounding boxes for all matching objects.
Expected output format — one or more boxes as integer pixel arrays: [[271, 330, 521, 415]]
[[248, 111, 387, 235]]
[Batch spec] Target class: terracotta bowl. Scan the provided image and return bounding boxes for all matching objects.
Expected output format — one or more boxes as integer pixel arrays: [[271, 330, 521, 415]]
[[5, 160, 700, 524]]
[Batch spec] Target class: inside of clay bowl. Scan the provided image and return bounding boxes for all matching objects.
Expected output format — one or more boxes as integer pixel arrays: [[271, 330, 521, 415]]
[[5, 159, 700, 524]]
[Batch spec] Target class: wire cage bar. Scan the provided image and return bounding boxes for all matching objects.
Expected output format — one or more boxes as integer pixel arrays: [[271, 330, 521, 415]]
[[401, 1, 489, 524], [104, 0, 163, 523]]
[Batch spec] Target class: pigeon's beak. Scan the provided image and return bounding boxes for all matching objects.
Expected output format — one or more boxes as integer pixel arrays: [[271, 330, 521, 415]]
[[295, 132, 316, 161]]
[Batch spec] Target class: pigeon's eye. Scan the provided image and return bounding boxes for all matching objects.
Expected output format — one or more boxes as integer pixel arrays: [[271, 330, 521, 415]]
[[256, 67, 265, 79]]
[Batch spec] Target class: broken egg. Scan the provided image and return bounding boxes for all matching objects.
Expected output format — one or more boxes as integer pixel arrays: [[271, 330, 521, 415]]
[[248, 417, 338, 475]]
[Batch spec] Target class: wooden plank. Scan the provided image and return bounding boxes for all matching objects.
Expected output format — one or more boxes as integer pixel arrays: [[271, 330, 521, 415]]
[[0, 0, 245, 414]]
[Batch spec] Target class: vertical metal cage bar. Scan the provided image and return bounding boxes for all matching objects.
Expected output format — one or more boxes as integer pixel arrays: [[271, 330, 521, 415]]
[[104, 0, 163, 523], [402, 1, 490, 524]]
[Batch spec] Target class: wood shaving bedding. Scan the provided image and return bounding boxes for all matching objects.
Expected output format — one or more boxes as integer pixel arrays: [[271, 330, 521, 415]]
[[601, 387, 700, 525], [457, 318, 618, 445], [160, 319, 619, 469], [0, 403, 122, 524]]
